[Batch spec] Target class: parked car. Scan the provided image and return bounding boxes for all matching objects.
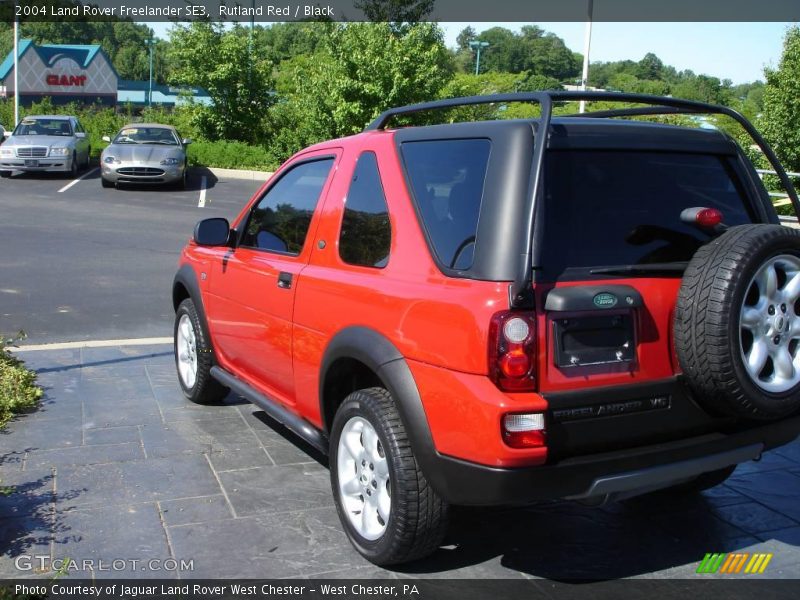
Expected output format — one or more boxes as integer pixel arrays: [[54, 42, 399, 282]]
[[100, 124, 190, 189], [0, 115, 90, 178], [172, 92, 800, 566]]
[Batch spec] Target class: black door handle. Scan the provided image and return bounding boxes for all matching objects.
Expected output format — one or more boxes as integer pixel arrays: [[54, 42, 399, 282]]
[[277, 272, 293, 289]]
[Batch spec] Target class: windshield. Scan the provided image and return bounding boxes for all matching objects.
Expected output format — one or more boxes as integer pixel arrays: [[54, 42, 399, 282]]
[[541, 150, 754, 279], [14, 119, 72, 136], [113, 127, 178, 145]]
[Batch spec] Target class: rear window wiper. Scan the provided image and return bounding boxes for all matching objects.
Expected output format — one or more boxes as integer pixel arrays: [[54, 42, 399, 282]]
[[589, 262, 689, 276]]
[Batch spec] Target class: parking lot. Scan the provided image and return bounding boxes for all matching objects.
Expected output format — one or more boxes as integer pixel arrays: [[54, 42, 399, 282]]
[[2, 166, 800, 582], [0, 166, 263, 344]]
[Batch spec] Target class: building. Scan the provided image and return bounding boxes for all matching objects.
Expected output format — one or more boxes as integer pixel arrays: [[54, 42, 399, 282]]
[[0, 40, 211, 108]]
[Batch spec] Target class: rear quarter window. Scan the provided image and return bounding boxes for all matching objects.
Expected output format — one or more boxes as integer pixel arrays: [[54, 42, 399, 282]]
[[400, 139, 491, 271]]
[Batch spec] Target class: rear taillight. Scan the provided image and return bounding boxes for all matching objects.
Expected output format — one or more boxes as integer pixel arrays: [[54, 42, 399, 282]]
[[488, 311, 537, 392], [502, 412, 546, 448]]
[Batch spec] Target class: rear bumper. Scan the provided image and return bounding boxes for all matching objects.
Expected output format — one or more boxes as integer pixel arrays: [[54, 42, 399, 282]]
[[426, 414, 800, 505]]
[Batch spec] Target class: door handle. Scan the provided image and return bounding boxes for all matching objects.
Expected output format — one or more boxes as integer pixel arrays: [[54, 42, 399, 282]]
[[277, 272, 293, 289]]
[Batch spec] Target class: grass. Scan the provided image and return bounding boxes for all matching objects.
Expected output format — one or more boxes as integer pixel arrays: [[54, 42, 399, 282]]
[[0, 333, 42, 429]]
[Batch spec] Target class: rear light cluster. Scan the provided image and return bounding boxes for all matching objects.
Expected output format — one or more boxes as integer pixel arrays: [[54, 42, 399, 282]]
[[502, 412, 546, 448], [488, 311, 537, 392]]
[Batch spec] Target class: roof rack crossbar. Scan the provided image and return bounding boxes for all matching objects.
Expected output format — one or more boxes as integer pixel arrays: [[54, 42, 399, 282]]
[[367, 91, 800, 308]]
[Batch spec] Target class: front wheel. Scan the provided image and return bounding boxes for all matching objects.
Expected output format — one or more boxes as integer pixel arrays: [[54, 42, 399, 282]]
[[330, 388, 448, 565], [174, 298, 228, 404], [100, 177, 114, 188]]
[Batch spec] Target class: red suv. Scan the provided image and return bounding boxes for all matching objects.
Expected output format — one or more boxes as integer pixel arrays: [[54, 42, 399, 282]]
[[173, 92, 800, 565]]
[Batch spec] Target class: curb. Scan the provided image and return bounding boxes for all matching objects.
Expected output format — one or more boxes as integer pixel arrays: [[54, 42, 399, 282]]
[[197, 166, 274, 181]]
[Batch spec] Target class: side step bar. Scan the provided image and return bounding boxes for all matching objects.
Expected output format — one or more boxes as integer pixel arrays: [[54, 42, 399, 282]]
[[210, 366, 328, 455]]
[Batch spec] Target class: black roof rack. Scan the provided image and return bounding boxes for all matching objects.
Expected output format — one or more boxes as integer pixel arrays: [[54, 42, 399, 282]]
[[367, 91, 800, 308]]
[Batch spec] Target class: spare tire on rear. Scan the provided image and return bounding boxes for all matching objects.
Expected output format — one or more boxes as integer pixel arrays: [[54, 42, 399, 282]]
[[675, 224, 800, 420]]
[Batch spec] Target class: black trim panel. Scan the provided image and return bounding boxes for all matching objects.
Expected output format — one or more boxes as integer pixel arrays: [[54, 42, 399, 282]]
[[211, 366, 328, 454], [426, 414, 800, 506]]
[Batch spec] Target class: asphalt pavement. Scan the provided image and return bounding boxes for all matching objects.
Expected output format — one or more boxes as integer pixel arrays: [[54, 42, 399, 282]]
[[0, 166, 264, 344]]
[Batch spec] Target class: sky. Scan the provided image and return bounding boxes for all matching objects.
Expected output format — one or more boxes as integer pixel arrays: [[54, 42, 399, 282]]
[[147, 21, 796, 84]]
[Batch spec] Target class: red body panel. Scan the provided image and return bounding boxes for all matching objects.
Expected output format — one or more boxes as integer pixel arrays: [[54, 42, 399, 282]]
[[178, 130, 684, 468]]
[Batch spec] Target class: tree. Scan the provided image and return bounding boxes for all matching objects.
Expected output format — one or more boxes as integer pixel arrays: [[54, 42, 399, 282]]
[[636, 52, 664, 80], [354, 0, 435, 23], [761, 27, 800, 172], [168, 22, 275, 143], [267, 23, 452, 160], [456, 26, 476, 51]]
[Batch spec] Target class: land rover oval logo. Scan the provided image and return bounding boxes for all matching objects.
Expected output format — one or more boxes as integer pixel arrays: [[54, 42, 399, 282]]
[[593, 292, 618, 308]]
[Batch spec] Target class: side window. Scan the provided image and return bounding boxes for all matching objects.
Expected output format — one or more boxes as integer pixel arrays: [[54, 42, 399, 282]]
[[241, 158, 334, 255], [339, 152, 391, 268], [400, 139, 491, 270]]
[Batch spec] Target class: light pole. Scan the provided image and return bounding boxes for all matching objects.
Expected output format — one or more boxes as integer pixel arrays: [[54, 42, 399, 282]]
[[13, 12, 19, 126], [145, 37, 155, 106], [579, 0, 594, 114], [469, 41, 489, 76]]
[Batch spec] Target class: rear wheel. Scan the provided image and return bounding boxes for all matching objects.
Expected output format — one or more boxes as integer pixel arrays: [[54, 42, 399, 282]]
[[330, 387, 448, 565], [174, 298, 228, 404]]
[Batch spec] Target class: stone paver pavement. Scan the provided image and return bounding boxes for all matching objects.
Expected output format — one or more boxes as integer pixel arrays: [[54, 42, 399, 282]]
[[2, 345, 800, 580]]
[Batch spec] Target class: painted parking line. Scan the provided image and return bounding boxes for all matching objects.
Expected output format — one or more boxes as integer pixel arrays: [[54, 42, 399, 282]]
[[12, 337, 173, 352], [58, 167, 99, 193], [198, 175, 208, 208]]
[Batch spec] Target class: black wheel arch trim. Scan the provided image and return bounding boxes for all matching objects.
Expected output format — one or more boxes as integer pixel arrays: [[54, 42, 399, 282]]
[[319, 326, 453, 497], [172, 264, 216, 365]]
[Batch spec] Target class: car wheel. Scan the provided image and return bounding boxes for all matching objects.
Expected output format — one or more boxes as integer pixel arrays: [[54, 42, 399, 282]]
[[100, 177, 114, 188], [0, 170, 10, 178], [84, 148, 91, 170], [330, 387, 448, 565], [676, 224, 800, 420], [174, 298, 228, 404], [69, 152, 78, 178]]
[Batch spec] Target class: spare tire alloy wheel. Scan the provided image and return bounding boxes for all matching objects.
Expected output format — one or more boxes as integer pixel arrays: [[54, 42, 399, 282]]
[[740, 254, 800, 393], [675, 225, 800, 420]]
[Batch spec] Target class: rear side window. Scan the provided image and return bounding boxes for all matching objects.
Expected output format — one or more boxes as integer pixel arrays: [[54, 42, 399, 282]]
[[542, 150, 753, 278], [339, 152, 391, 268], [401, 139, 491, 270], [241, 158, 334, 254]]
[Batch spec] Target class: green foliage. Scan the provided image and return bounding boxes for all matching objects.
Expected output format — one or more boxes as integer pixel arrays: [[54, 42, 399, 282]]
[[761, 27, 800, 173], [354, 0, 435, 23], [453, 26, 580, 82], [167, 22, 275, 143], [266, 23, 452, 161], [187, 140, 277, 171], [0, 332, 42, 429]]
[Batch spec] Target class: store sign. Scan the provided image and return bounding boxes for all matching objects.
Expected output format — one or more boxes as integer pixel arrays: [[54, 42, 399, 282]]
[[46, 74, 87, 87]]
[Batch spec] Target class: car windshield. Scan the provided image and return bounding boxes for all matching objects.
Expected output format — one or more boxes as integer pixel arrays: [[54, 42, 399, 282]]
[[14, 119, 72, 136], [113, 127, 178, 145]]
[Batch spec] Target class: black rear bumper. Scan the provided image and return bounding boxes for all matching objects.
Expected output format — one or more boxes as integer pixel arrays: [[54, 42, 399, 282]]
[[426, 413, 800, 506]]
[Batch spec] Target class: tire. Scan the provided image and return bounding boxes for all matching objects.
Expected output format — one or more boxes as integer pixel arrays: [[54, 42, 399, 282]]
[[84, 148, 91, 170], [0, 171, 10, 178], [330, 388, 448, 566], [174, 298, 228, 404], [100, 177, 114, 188], [675, 224, 800, 420], [68, 152, 78, 178]]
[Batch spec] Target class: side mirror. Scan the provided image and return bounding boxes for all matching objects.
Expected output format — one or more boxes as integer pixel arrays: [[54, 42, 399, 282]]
[[3, 130, 11, 138], [193, 218, 231, 247], [182, 138, 192, 145], [101, 135, 111, 143], [75, 132, 86, 139]]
